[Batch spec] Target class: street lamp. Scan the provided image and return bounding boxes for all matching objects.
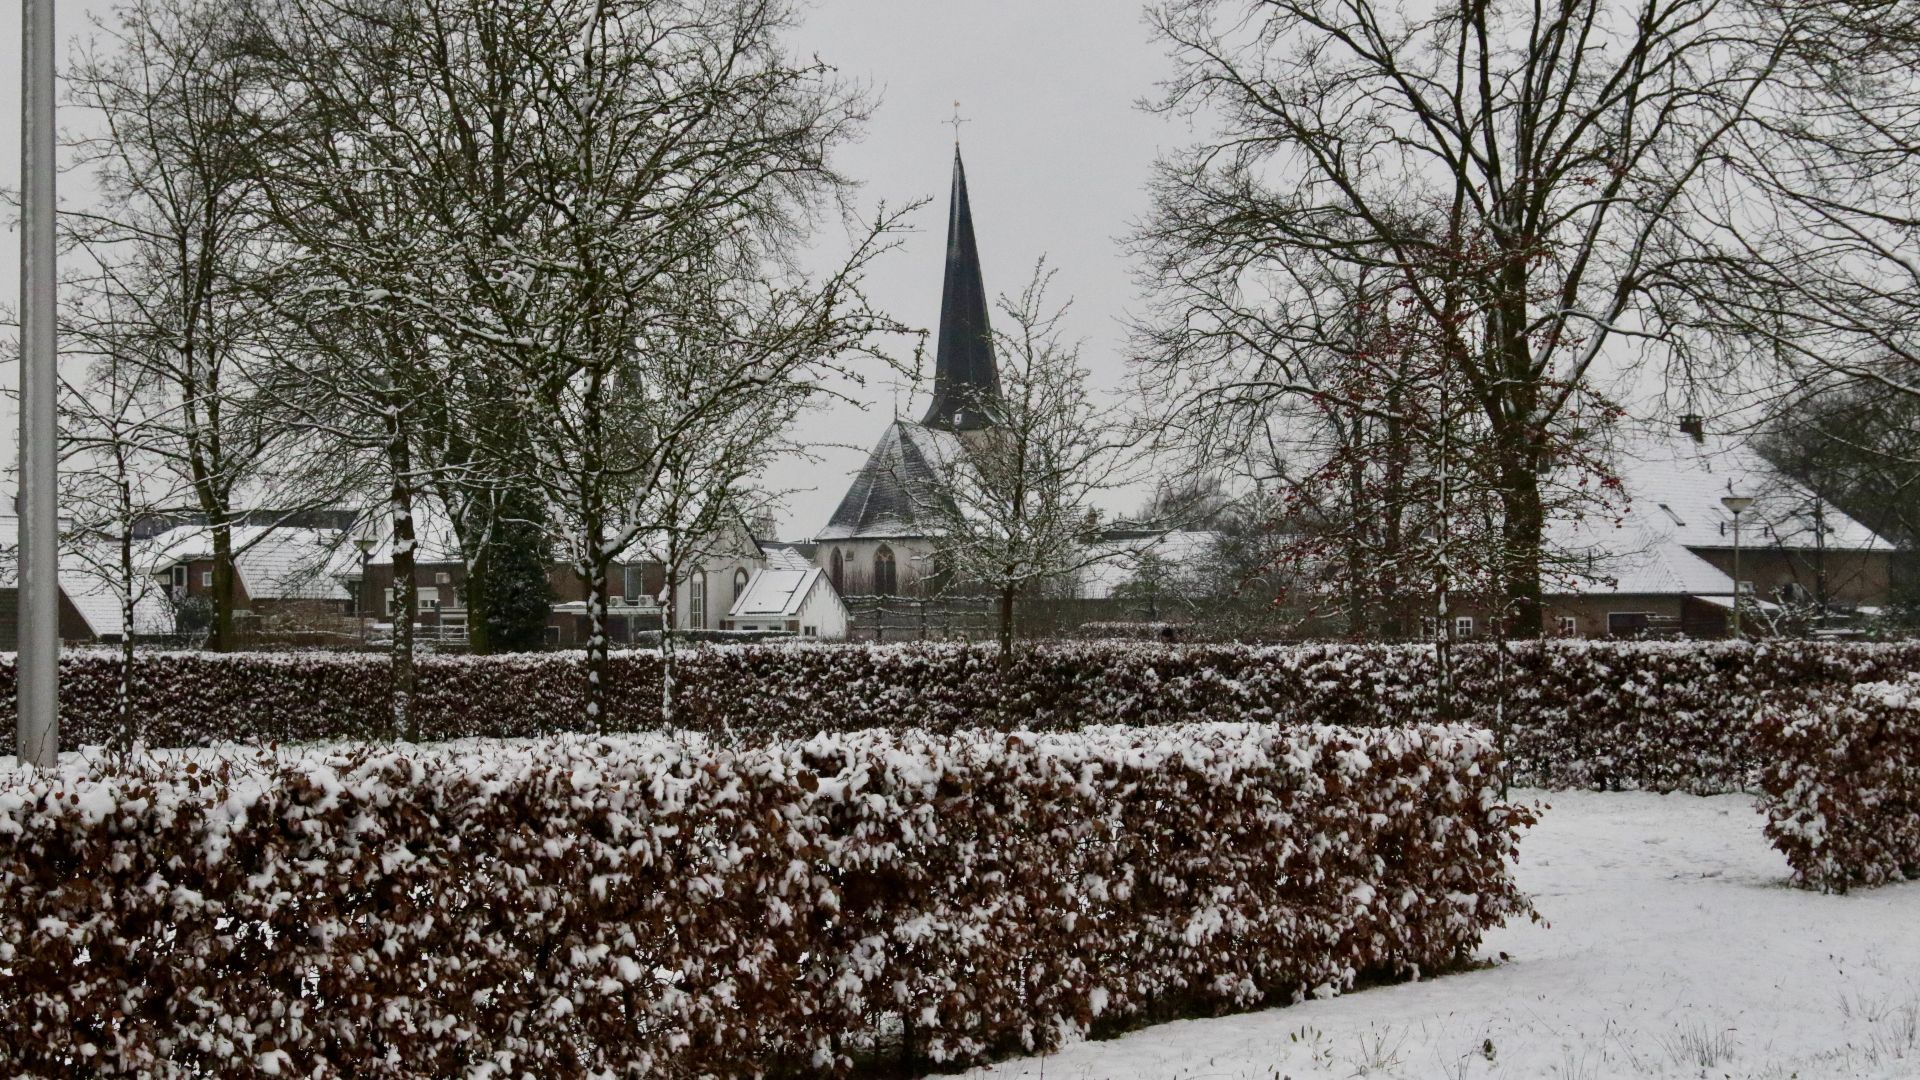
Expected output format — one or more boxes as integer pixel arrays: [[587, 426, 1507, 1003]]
[[353, 536, 377, 616], [1721, 495, 1755, 640]]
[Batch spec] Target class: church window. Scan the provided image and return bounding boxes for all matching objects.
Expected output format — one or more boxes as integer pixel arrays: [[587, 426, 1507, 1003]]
[[873, 546, 897, 596], [830, 548, 845, 592], [689, 572, 707, 629], [733, 568, 749, 606]]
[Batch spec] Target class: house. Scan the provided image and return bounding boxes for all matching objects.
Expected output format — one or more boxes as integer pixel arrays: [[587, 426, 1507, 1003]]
[[0, 516, 223, 644], [723, 565, 849, 639], [350, 513, 843, 646], [1530, 429, 1893, 639], [147, 524, 356, 617]]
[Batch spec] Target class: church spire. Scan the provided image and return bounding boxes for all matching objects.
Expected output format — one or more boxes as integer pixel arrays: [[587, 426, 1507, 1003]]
[[920, 146, 999, 432]]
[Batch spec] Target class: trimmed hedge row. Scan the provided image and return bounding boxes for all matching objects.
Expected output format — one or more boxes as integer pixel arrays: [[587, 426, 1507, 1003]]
[[0, 723, 1533, 1076], [5, 640, 1919, 791], [1754, 676, 1920, 893]]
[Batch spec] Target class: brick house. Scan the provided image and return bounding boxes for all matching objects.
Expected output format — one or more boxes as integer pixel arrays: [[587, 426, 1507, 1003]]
[[1500, 431, 1891, 639], [349, 518, 843, 646]]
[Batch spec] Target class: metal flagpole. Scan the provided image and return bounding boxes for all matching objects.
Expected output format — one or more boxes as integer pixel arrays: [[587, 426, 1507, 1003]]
[[18, 0, 61, 767]]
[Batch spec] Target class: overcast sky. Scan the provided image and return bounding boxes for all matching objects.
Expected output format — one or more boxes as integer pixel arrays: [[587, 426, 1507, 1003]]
[[0, 0, 1182, 538]]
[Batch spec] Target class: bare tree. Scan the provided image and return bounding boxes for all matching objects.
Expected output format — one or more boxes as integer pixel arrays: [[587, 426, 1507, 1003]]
[[64, 0, 344, 651], [916, 262, 1142, 658], [235, 1, 500, 737], [1134, 0, 1839, 634], [418, 0, 912, 724], [58, 276, 194, 751]]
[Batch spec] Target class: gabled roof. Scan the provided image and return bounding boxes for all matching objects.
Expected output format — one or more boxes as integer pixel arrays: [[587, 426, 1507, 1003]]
[[817, 420, 965, 541], [728, 567, 828, 620], [0, 516, 181, 636], [761, 544, 814, 571], [921, 146, 1000, 432], [1617, 432, 1890, 553], [1549, 515, 1738, 597], [148, 525, 353, 602], [1543, 428, 1891, 598], [1076, 530, 1220, 600]]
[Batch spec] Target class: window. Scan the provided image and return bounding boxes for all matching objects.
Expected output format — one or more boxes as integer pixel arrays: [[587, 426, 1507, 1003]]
[[688, 572, 707, 630], [733, 568, 750, 607], [418, 587, 440, 610], [803, 625, 817, 636], [435, 571, 452, 585], [873, 545, 897, 596], [1557, 616, 1579, 638], [1737, 580, 1755, 596], [201, 570, 213, 589], [1454, 616, 1475, 639], [1420, 616, 1438, 640], [622, 564, 646, 604], [829, 548, 844, 592], [1656, 503, 1687, 527], [1608, 612, 1652, 637]]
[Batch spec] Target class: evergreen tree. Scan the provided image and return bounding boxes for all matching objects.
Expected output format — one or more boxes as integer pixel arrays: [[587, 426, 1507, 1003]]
[[472, 491, 555, 653]]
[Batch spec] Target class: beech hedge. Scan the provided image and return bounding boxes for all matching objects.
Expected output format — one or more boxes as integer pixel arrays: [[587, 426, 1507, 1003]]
[[1754, 676, 1920, 893], [0, 723, 1532, 1077], [3, 639, 1917, 791]]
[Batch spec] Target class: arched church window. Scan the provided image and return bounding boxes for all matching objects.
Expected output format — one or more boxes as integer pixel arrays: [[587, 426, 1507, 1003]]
[[830, 548, 844, 592], [688, 572, 707, 630], [873, 545, 897, 596], [733, 568, 749, 606]]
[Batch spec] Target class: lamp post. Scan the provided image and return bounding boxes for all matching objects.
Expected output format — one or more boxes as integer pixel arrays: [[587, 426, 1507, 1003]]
[[18, 0, 60, 768], [353, 536, 377, 645], [1721, 495, 1754, 640]]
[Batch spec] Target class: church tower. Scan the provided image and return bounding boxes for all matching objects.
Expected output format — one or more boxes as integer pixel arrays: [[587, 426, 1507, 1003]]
[[920, 147, 1000, 431], [814, 147, 1001, 600]]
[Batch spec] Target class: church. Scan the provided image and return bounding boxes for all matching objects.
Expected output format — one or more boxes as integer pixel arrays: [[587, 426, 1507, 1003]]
[[814, 146, 1002, 597]]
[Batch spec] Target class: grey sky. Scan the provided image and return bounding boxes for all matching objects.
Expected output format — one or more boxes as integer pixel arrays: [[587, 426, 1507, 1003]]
[[1, 0, 1179, 535]]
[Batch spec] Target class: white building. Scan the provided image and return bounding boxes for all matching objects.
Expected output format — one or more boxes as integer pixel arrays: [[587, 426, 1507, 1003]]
[[724, 564, 849, 639]]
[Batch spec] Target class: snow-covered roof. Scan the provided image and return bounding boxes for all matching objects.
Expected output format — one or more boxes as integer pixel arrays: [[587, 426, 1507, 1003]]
[[1541, 428, 1889, 599], [1611, 431, 1890, 554], [1548, 514, 1738, 597], [1075, 530, 1219, 600], [761, 545, 814, 572], [728, 568, 827, 620], [57, 568, 177, 637], [147, 525, 353, 602], [817, 420, 965, 541], [0, 517, 175, 637]]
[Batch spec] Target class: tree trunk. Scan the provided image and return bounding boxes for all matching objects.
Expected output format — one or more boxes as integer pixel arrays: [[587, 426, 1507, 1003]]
[[582, 536, 612, 732], [464, 544, 493, 654], [209, 521, 238, 651], [117, 520, 137, 755], [1498, 455, 1546, 638], [659, 564, 677, 728], [997, 584, 1015, 662], [388, 456, 419, 742]]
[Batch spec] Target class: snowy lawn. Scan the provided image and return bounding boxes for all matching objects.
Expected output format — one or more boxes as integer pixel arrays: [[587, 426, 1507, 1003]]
[[972, 790, 1920, 1080]]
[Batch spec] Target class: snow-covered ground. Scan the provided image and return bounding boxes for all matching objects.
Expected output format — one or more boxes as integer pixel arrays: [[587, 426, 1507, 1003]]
[[973, 790, 1920, 1080]]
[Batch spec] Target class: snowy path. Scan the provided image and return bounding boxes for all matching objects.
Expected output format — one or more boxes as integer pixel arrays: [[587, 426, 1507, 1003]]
[[972, 790, 1920, 1080]]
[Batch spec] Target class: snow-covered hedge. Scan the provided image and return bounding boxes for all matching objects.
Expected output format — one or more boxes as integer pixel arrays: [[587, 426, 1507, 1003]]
[[0, 724, 1532, 1076], [1754, 676, 1920, 893], [6, 640, 1918, 791]]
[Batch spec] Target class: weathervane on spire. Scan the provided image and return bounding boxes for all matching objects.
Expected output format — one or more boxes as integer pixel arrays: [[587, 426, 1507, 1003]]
[[946, 101, 970, 144]]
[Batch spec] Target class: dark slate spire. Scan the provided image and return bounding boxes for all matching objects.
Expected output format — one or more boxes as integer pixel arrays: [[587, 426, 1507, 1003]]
[[920, 146, 999, 431]]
